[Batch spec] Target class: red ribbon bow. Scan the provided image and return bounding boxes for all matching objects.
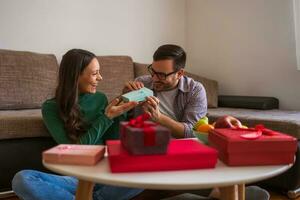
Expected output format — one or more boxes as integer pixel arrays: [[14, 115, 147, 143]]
[[128, 113, 150, 127], [253, 124, 278, 136], [127, 114, 156, 146]]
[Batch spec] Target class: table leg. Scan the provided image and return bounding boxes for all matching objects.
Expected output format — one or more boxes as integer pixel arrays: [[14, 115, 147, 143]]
[[238, 184, 245, 200], [75, 180, 94, 200], [219, 185, 238, 200]]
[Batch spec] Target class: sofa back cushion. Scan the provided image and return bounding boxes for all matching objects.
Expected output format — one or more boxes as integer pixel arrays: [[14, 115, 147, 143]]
[[97, 56, 134, 101], [0, 49, 58, 109], [133, 62, 218, 108], [134, 62, 149, 78]]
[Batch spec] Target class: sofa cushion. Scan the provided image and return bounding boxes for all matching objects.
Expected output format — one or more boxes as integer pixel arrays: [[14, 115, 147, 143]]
[[0, 109, 49, 140], [208, 108, 300, 139], [97, 56, 134, 101], [218, 95, 279, 110], [134, 62, 149, 77], [133, 63, 219, 108], [0, 49, 58, 109]]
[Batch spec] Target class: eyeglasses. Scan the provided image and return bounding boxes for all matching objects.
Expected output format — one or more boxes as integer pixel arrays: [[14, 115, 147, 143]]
[[147, 64, 178, 80]]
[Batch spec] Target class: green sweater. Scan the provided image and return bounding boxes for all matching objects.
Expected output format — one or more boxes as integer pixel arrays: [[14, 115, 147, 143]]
[[42, 92, 125, 145]]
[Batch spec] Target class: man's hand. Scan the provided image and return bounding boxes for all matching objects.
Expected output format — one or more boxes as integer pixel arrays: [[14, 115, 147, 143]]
[[142, 96, 185, 138], [105, 98, 138, 119], [122, 81, 144, 94], [142, 96, 161, 122]]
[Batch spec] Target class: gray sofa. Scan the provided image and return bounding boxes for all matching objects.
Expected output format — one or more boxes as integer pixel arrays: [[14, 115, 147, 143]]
[[0, 49, 300, 199]]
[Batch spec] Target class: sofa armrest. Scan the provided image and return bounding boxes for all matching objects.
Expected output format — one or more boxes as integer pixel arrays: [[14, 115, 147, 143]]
[[218, 95, 279, 110]]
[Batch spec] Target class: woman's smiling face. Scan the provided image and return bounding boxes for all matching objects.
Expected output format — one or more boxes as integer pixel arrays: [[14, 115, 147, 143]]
[[78, 58, 102, 94]]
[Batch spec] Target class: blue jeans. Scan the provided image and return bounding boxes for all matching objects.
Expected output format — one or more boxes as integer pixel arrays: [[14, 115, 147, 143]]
[[12, 170, 143, 200]]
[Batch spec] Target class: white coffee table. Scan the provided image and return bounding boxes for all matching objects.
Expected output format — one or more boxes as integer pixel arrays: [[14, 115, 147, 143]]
[[43, 156, 292, 200]]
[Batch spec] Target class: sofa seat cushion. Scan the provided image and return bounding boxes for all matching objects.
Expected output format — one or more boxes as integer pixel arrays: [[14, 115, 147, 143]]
[[0, 49, 58, 109], [97, 56, 134, 101], [207, 108, 300, 139], [0, 109, 50, 140]]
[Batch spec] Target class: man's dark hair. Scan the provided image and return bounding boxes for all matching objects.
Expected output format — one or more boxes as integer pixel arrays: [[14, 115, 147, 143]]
[[153, 44, 186, 71]]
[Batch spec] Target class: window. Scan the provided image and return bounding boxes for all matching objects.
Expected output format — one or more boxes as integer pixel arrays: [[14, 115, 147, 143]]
[[293, 0, 300, 70]]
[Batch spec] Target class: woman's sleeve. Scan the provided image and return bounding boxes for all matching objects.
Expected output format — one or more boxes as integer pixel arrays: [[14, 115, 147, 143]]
[[42, 100, 114, 145], [102, 112, 128, 143], [42, 102, 71, 144], [79, 113, 114, 144], [78, 94, 114, 144]]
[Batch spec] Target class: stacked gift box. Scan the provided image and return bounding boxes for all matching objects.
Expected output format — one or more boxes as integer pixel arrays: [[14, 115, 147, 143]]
[[107, 114, 218, 173]]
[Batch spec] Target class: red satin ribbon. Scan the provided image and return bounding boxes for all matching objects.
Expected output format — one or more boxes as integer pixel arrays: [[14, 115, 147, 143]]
[[127, 114, 156, 146], [232, 124, 278, 140]]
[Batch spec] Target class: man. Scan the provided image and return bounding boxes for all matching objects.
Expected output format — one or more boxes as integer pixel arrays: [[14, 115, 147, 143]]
[[123, 44, 207, 138], [124, 45, 269, 200]]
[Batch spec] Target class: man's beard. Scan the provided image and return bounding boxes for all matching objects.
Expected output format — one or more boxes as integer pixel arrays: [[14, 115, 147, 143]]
[[153, 81, 175, 92]]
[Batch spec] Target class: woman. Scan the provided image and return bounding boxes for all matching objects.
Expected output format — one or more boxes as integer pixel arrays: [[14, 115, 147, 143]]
[[12, 49, 143, 200]]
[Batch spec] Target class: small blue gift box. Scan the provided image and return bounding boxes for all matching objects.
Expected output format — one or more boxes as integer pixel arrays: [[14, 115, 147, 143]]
[[121, 87, 153, 102]]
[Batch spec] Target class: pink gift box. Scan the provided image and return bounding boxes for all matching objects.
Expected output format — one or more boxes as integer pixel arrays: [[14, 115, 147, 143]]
[[43, 144, 105, 165]]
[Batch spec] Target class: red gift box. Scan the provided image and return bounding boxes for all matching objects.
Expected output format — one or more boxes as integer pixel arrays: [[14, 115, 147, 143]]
[[120, 114, 171, 155], [208, 126, 297, 166], [43, 144, 105, 165], [107, 139, 218, 173]]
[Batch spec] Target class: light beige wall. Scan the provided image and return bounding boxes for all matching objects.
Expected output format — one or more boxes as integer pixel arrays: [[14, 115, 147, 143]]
[[0, 0, 186, 63], [1, 0, 299, 109], [186, 0, 300, 110]]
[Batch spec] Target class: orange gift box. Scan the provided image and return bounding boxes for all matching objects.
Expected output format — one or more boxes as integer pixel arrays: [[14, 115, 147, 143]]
[[43, 144, 105, 165]]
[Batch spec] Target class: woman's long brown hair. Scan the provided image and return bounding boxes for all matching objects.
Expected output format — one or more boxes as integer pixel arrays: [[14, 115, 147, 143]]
[[55, 49, 96, 143]]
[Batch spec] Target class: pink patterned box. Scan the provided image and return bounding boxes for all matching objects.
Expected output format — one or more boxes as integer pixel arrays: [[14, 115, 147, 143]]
[[43, 144, 105, 165]]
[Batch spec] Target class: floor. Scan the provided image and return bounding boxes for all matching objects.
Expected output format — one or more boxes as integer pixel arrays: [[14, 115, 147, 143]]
[[269, 191, 297, 200], [2, 190, 300, 200]]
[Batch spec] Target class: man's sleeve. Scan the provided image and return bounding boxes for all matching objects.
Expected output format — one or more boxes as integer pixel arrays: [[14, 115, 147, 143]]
[[181, 83, 207, 138]]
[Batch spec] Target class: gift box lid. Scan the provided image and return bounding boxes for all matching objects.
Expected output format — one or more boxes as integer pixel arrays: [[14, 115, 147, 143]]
[[121, 121, 171, 144], [209, 128, 297, 153], [121, 121, 170, 133], [43, 144, 105, 165], [120, 121, 171, 155], [107, 139, 218, 172]]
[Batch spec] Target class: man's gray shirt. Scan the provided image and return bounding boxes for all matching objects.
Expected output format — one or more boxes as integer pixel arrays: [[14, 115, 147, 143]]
[[135, 75, 207, 138]]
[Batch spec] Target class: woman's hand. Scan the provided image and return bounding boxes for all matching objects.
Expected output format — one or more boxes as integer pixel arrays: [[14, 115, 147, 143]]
[[105, 98, 138, 119]]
